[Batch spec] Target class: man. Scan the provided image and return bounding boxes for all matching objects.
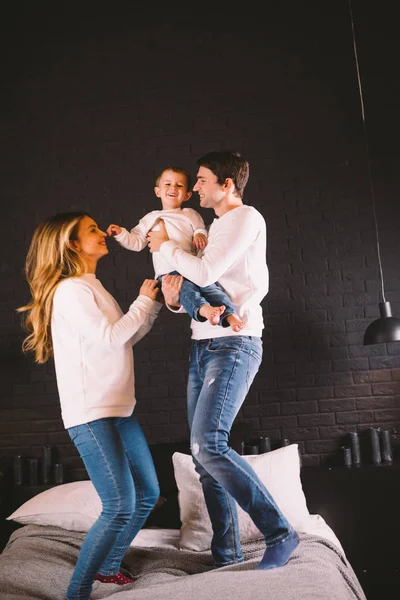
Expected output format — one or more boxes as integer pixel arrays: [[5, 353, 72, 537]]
[[147, 151, 299, 569]]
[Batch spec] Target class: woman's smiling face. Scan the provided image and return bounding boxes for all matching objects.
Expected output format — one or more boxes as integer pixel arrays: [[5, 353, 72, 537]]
[[72, 216, 108, 268]]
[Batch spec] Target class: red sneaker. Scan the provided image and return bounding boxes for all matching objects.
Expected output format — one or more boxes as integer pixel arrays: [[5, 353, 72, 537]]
[[95, 572, 135, 585]]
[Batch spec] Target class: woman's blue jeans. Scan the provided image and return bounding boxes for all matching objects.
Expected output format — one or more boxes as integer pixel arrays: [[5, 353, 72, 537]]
[[66, 414, 159, 600], [187, 336, 292, 567]]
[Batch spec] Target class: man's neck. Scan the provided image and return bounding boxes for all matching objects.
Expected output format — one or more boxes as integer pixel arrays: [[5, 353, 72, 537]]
[[215, 198, 243, 218]]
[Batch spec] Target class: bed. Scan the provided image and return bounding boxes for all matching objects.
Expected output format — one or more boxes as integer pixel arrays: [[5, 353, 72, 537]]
[[0, 442, 367, 600]]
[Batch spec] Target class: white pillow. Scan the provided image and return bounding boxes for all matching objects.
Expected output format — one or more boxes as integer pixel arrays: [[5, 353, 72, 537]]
[[172, 444, 311, 551], [7, 481, 101, 532], [7, 481, 167, 541]]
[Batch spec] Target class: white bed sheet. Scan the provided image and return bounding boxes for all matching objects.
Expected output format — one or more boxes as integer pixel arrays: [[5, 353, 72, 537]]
[[131, 513, 344, 554]]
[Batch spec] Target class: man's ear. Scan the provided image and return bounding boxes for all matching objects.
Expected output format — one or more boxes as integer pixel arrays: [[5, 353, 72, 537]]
[[223, 177, 234, 192]]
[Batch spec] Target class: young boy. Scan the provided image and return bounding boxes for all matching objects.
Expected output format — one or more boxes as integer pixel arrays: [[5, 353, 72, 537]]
[[107, 166, 245, 331]]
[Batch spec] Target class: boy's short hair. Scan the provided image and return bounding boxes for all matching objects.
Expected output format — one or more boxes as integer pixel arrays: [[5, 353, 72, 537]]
[[197, 151, 249, 198], [155, 166, 192, 190]]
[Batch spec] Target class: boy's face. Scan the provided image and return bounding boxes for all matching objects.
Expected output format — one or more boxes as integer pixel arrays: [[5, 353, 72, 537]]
[[154, 169, 192, 210]]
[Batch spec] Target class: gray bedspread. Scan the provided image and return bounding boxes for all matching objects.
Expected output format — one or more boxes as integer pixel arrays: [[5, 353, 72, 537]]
[[0, 524, 367, 600]]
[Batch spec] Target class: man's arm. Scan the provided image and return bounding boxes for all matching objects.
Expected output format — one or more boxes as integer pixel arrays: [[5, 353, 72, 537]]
[[148, 208, 261, 287]]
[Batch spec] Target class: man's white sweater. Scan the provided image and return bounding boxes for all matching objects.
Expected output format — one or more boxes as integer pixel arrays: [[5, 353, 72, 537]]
[[159, 205, 269, 339], [114, 207, 207, 278], [51, 274, 162, 429]]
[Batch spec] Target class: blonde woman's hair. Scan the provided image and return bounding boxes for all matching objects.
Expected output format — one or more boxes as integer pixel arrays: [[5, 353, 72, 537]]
[[17, 212, 89, 363]]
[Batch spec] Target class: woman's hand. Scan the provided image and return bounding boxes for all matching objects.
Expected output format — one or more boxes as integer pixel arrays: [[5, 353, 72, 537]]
[[139, 279, 160, 301]]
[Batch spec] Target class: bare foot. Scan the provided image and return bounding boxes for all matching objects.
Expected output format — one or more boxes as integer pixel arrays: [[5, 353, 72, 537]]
[[199, 304, 226, 326], [226, 314, 246, 332]]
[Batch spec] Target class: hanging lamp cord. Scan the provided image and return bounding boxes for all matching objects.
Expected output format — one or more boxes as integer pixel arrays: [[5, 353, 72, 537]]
[[348, 0, 386, 302]]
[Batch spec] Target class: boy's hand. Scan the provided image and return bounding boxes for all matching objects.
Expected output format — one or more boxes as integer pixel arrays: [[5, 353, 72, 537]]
[[139, 279, 160, 301], [193, 233, 207, 250], [107, 224, 122, 236]]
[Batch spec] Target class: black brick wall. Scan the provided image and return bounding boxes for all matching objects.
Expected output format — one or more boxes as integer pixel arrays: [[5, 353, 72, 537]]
[[1, 1, 400, 479]]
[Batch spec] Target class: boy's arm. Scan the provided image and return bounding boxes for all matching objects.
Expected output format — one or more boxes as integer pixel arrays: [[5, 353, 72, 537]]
[[184, 208, 208, 237], [159, 208, 261, 287], [113, 214, 155, 251]]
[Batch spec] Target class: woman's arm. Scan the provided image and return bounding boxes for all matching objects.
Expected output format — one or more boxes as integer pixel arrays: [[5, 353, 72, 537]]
[[130, 299, 163, 346], [53, 279, 160, 348]]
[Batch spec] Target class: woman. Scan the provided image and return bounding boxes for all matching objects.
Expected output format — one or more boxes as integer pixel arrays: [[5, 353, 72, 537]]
[[18, 212, 162, 600]]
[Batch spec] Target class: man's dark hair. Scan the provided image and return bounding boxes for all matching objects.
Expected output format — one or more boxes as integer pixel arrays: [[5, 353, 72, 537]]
[[197, 151, 249, 198]]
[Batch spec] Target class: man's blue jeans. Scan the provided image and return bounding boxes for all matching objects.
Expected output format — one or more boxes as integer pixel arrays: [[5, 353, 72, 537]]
[[158, 271, 237, 326], [187, 336, 292, 567], [66, 414, 159, 600]]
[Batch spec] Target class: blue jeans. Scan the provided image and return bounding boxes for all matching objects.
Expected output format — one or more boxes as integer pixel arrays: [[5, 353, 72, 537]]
[[66, 414, 159, 600], [187, 336, 292, 567], [158, 271, 237, 326]]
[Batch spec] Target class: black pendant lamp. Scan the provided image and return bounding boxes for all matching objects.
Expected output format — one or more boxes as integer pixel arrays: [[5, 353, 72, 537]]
[[364, 302, 400, 345], [348, 1, 400, 345]]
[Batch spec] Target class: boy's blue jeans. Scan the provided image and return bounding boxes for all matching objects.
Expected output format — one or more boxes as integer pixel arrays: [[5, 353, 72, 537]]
[[66, 414, 159, 600], [158, 271, 237, 326], [187, 336, 292, 567]]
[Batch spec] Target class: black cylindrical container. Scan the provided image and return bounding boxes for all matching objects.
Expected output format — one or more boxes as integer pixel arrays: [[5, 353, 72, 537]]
[[380, 429, 393, 464], [370, 428, 382, 465], [349, 432, 361, 466], [42, 445, 53, 484], [242, 444, 259, 455], [342, 446, 352, 467], [27, 458, 39, 485], [281, 438, 290, 447], [13, 454, 23, 486], [54, 463, 64, 484], [259, 436, 272, 453]]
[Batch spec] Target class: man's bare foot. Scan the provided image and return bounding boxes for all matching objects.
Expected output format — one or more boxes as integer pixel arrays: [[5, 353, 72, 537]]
[[226, 314, 246, 332], [199, 304, 226, 326]]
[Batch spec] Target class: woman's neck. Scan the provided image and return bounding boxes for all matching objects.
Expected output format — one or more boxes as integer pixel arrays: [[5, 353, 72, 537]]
[[83, 258, 97, 274]]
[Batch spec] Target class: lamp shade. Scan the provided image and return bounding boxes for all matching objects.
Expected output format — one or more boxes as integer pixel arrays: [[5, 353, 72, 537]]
[[363, 301, 400, 345]]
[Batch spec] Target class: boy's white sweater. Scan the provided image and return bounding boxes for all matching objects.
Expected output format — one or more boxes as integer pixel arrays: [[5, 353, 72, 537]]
[[51, 274, 162, 429], [160, 205, 269, 339], [114, 207, 207, 278]]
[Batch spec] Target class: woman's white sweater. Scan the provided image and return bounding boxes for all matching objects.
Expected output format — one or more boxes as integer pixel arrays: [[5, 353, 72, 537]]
[[51, 274, 162, 429]]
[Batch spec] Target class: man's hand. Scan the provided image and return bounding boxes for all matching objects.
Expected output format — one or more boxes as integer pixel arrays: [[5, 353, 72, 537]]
[[147, 219, 169, 253], [107, 224, 122, 236], [193, 233, 207, 250], [161, 274, 183, 308]]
